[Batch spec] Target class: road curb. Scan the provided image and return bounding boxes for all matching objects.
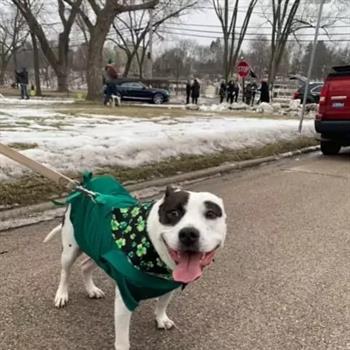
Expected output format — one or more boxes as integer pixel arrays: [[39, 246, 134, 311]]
[[0, 145, 319, 231]]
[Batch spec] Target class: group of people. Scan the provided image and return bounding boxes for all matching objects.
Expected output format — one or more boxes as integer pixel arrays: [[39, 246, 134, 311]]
[[185, 79, 201, 104], [219, 80, 240, 104], [219, 79, 270, 106]]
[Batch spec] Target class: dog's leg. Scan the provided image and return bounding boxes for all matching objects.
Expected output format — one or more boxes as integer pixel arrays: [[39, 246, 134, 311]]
[[155, 291, 176, 330], [114, 286, 132, 350], [81, 257, 105, 299], [54, 207, 81, 308]]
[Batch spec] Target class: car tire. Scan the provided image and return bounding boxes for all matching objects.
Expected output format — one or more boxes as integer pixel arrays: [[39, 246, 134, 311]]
[[153, 94, 164, 104], [320, 141, 341, 155]]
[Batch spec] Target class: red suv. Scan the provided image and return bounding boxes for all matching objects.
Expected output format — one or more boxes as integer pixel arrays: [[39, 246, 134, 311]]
[[315, 66, 350, 155]]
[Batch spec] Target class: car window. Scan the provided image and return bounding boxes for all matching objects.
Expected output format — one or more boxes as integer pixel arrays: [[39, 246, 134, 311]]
[[311, 85, 323, 94], [121, 82, 144, 89]]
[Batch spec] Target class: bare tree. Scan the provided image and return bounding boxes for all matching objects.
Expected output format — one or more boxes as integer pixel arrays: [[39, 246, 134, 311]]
[[265, 0, 301, 86], [0, 7, 28, 85], [111, 0, 197, 78], [63, 0, 159, 100], [245, 35, 270, 79], [213, 0, 258, 82], [11, 0, 83, 92], [264, 0, 346, 86], [30, 32, 42, 95]]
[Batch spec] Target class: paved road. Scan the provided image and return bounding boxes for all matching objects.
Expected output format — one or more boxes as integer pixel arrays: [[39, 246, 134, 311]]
[[2, 152, 350, 350]]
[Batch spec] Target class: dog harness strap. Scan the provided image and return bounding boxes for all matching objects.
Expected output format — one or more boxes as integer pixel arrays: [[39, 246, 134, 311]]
[[69, 173, 182, 311]]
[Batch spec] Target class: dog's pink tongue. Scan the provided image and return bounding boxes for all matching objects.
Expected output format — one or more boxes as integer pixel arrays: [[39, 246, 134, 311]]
[[172, 252, 203, 283]]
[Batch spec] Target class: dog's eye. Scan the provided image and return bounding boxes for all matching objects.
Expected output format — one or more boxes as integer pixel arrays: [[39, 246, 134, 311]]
[[205, 210, 218, 219], [167, 210, 180, 218]]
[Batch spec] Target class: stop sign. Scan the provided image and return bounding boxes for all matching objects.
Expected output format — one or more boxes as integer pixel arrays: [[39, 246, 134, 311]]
[[237, 60, 250, 78]]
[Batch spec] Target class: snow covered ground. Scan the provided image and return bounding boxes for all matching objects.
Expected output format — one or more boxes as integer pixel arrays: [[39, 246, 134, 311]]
[[0, 94, 75, 105], [0, 101, 315, 180]]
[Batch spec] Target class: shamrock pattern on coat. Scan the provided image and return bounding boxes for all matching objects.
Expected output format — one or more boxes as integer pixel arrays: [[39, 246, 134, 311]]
[[111, 202, 172, 278]]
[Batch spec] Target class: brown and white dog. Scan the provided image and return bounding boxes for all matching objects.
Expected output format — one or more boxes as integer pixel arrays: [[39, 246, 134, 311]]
[[45, 186, 227, 350]]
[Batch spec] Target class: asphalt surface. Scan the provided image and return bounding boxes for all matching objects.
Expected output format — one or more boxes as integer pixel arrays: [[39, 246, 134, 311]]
[[2, 152, 350, 350]]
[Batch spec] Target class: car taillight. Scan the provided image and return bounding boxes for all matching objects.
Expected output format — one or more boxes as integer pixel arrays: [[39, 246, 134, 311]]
[[317, 82, 329, 118], [293, 91, 300, 99]]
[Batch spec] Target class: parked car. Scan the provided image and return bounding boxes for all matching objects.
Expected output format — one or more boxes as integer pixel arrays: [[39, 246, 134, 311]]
[[293, 82, 323, 104], [315, 65, 350, 155], [113, 80, 170, 104]]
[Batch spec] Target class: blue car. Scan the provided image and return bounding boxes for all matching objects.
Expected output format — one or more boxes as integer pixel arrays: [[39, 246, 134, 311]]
[[113, 80, 170, 104]]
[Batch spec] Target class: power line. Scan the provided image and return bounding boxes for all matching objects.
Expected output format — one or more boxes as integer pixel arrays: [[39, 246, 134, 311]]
[[162, 3, 350, 20], [157, 29, 350, 42], [176, 22, 350, 30], [162, 25, 350, 37]]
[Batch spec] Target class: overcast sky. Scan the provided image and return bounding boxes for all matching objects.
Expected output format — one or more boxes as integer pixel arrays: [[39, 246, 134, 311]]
[[158, 0, 348, 51]]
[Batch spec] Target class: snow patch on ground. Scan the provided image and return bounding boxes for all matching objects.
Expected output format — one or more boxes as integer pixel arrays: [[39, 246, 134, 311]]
[[200, 102, 248, 112], [199, 100, 316, 119], [0, 103, 315, 181]]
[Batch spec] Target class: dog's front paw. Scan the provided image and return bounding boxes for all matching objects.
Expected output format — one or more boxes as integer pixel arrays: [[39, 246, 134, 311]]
[[156, 315, 175, 330], [54, 288, 69, 308], [87, 286, 105, 299]]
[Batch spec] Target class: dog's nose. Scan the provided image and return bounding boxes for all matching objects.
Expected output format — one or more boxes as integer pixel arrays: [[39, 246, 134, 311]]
[[179, 227, 200, 247]]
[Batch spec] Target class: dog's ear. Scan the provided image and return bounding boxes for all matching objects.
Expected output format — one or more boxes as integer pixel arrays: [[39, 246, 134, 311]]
[[165, 185, 175, 198]]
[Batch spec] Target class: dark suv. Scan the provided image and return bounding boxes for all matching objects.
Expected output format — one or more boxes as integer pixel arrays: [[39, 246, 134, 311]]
[[315, 65, 350, 155], [114, 80, 170, 104]]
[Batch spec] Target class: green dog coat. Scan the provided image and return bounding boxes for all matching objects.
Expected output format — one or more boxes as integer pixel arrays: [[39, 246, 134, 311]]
[[67, 173, 182, 311]]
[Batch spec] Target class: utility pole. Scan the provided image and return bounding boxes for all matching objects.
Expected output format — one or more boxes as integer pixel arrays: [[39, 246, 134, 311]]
[[148, 8, 154, 80], [298, 0, 329, 132]]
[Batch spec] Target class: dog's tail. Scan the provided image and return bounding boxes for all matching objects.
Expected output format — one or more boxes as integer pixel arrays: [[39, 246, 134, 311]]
[[43, 224, 62, 243]]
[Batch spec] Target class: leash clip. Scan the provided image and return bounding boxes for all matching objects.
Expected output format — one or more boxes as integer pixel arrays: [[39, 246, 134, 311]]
[[75, 185, 98, 203]]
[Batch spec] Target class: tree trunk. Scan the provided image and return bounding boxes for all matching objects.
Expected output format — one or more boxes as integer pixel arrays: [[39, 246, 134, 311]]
[[57, 71, 68, 92], [86, 34, 105, 100], [86, 9, 116, 101], [13, 47, 18, 71], [123, 52, 134, 77], [83, 0, 159, 100], [0, 68, 6, 86], [56, 33, 69, 92], [31, 32, 42, 96], [268, 48, 277, 86], [0, 57, 10, 86]]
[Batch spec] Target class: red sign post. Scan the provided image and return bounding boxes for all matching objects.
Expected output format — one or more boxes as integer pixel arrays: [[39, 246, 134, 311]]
[[237, 60, 250, 79], [237, 60, 250, 103]]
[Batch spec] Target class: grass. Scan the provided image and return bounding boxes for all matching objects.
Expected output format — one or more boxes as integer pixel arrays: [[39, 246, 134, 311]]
[[0, 136, 317, 208], [54, 103, 296, 120]]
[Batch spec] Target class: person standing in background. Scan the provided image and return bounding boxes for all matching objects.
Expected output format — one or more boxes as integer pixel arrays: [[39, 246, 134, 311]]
[[219, 81, 226, 103], [191, 78, 200, 104], [233, 80, 240, 103], [15, 68, 30, 99], [259, 80, 270, 103], [250, 80, 258, 106], [103, 59, 118, 105], [226, 80, 235, 104], [244, 82, 252, 105]]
